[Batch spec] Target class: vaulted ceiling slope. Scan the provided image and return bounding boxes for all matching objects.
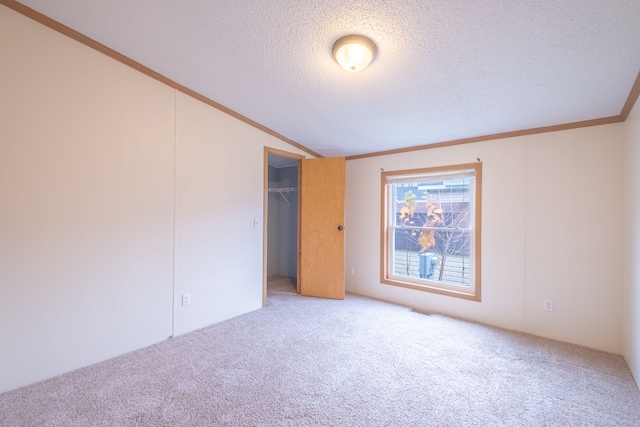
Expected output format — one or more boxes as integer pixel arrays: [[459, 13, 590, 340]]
[[8, 0, 640, 158]]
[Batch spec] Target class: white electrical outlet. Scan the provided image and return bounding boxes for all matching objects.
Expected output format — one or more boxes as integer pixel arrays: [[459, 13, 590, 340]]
[[351, 267, 355, 275], [544, 299, 554, 312], [254, 219, 259, 228], [182, 293, 191, 306]]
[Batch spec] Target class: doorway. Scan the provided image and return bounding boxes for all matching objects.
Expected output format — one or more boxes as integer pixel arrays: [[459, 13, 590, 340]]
[[262, 149, 346, 304], [263, 148, 303, 304]]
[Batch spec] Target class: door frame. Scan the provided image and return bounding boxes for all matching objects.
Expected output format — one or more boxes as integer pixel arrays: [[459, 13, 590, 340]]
[[263, 147, 305, 306]]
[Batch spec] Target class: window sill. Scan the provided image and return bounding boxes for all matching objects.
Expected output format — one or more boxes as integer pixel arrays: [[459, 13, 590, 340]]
[[381, 276, 481, 302]]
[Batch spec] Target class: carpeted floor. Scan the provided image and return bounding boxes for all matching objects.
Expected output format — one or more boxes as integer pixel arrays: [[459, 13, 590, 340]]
[[1, 276, 639, 426]]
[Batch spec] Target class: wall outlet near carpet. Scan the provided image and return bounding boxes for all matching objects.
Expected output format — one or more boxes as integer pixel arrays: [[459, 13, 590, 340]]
[[182, 293, 191, 306], [543, 299, 554, 312]]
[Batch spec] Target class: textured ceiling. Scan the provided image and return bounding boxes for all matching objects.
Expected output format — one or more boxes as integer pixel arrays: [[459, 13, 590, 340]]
[[13, 0, 640, 157]]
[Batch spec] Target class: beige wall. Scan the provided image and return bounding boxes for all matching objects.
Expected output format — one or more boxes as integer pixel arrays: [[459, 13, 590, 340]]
[[173, 92, 269, 335], [624, 100, 640, 387], [0, 5, 308, 393], [346, 124, 625, 354], [0, 6, 175, 393]]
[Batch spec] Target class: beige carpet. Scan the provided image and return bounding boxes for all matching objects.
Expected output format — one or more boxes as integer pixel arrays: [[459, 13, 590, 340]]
[[1, 276, 639, 426]]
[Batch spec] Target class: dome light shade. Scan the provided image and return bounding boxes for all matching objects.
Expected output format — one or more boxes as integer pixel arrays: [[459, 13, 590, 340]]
[[332, 34, 377, 72]]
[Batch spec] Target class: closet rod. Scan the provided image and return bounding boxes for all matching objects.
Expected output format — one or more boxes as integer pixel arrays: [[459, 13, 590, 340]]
[[268, 187, 297, 206]]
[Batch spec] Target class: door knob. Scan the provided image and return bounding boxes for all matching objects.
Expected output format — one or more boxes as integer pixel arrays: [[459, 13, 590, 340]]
[[338, 225, 344, 231]]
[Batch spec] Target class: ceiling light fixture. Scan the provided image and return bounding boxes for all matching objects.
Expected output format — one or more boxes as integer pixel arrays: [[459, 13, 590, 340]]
[[332, 34, 377, 72]]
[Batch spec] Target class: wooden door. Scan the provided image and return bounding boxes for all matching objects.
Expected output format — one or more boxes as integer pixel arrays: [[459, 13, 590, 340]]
[[299, 157, 345, 299]]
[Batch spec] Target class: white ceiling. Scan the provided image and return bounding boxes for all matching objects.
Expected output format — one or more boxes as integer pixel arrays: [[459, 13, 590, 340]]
[[14, 0, 640, 158]]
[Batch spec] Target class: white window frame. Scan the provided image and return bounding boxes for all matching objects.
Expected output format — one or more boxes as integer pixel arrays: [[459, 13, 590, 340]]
[[380, 163, 482, 301]]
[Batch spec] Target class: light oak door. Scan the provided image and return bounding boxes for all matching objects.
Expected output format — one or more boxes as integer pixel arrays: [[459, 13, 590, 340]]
[[299, 157, 345, 300]]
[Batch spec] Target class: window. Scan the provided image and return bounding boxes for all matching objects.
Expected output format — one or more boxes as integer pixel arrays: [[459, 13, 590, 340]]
[[381, 163, 482, 301]]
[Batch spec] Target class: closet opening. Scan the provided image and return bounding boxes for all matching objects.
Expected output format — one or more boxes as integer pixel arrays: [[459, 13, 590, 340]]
[[264, 149, 302, 303]]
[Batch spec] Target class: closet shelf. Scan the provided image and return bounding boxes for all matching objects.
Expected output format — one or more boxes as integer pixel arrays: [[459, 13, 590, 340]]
[[268, 187, 298, 206], [268, 187, 297, 193]]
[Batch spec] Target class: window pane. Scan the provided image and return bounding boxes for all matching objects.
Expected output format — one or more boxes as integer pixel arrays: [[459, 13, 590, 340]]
[[389, 174, 473, 288], [393, 178, 471, 233], [392, 229, 471, 287]]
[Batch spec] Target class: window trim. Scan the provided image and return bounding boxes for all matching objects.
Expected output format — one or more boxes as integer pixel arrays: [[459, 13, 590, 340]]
[[380, 162, 482, 302]]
